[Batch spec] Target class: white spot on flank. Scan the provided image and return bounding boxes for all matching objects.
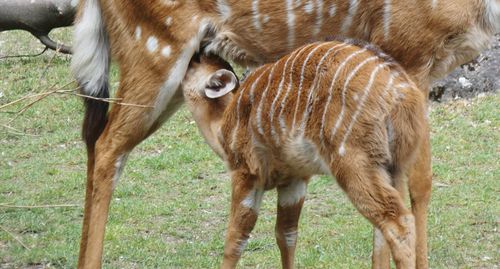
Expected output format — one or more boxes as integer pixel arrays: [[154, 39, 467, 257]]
[[341, 0, 359, 34], [165, 16, 173, 26], [329, 3, 337, 17], [161, 46, 172, 58], [135, 26, 142, 41], [338, 64, 390, 156], [304, 0, 314, 14], [252, 0, 262, 31], [383, 0, 391, 41], [70, 0, 79, 7], [216, 0, 232, 21], [286, 0, 296, 50], [241, 188, 265, 213], [151, 20, 209, 126], [284, 230, 298, 247], [146, 36, 159, 52], [278, 180, 307, 207]]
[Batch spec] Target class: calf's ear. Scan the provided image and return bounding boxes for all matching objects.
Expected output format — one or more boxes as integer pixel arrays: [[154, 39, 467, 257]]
[[204, 70, 238, 99]]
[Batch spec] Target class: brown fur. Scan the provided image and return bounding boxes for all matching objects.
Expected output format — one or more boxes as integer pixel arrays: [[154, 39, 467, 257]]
[[72, 0, 498, 268], [182, 40, 428, 268]]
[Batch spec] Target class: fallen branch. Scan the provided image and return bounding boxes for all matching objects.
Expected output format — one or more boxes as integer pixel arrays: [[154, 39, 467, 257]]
[[0, 0, 76, 54], [0, 203, 80, 209], [0, 47, 48, 60]]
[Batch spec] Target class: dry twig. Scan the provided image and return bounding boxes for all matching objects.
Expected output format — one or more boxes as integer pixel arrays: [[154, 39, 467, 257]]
[[0, 203, 80, 209], [0, 225, 31, 250]]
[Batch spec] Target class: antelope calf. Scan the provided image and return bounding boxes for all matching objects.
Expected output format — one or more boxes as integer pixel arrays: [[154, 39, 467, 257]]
[[182, 39, 427, 269]]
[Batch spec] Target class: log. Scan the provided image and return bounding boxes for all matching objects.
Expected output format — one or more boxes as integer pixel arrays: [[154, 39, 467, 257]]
[[0, 0, 77, 54]]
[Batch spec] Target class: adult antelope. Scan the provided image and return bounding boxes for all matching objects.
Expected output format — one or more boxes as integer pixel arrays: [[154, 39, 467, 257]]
[[71, 0, 500, 268], [182, 39, 426, 269]]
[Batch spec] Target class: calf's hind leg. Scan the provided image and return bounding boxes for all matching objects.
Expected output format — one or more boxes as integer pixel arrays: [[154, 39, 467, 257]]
[[333, 159, 415, 269]]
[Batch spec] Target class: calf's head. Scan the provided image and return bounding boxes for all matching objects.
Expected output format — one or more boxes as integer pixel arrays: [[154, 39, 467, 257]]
[[181, 53, 239, 159]]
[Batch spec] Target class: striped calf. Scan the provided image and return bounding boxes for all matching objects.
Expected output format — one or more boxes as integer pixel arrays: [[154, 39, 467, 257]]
[[181, 40, 428, 269]]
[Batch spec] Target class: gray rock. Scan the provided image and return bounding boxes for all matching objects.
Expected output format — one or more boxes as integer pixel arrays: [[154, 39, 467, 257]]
[[430, 34, 500, 102]]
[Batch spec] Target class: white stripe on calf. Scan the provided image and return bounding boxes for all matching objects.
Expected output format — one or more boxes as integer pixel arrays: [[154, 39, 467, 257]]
[[291, 43, 326, 130], [299, 43, 349, 132], [278, 44, 317, 133], [277, 180, 307, 207], [269, 50, 298, 144], [257, 64, 278, 135], [236, 238, 249, 256], [230, 66, 269, 151], [284, 230, 298, 247], [318, 46, 359, 145], [337, 64, 388, 156], [329, 55, 379, 141]]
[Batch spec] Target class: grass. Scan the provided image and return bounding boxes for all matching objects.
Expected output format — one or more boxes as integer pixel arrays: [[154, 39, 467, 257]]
[[1, 29, 499, 268]]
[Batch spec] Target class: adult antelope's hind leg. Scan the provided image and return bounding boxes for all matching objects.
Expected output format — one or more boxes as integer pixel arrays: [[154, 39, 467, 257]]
[[222, 169, 264, 269], [408, 130, 432, 269], [78, 145, 98, 268], [334, 160, 415, 269], [275, 180, 307, 269], [79, 74, 181, 268]]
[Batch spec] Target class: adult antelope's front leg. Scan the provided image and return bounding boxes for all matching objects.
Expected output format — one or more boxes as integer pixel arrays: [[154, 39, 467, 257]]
[[275, 180, 307, 269], [408, 130, 432, 269], [222, 169, 264, 269]]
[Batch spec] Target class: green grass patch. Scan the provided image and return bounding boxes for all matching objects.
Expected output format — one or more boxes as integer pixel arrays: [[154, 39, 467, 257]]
[[1, 30, 499, 268]]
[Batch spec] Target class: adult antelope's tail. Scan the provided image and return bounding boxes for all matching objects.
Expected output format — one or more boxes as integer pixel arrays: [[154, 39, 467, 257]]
[[70, 0, 110, 149]]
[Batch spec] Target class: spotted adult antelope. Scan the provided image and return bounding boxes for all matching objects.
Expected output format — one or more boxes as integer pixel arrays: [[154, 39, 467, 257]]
[[71, 0, 500, 268], [181, 39, 427, 268]]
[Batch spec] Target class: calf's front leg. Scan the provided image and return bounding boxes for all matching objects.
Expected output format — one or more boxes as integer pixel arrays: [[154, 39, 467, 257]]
[[221, 169, 264, 269]]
